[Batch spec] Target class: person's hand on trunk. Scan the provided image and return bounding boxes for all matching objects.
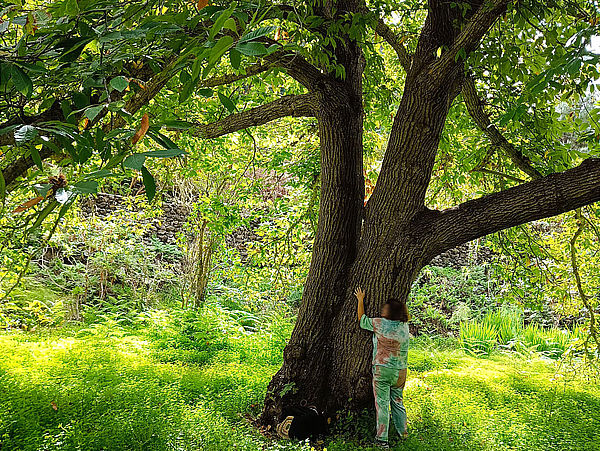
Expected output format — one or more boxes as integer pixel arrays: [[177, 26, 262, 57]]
[[354, 287, 365, 301]]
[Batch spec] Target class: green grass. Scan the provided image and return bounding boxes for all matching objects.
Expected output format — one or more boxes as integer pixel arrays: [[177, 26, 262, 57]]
[[0, 310, 599, 450]]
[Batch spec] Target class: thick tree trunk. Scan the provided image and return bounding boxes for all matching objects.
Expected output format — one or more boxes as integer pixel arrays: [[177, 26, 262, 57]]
[[260, 0, 600, 430], [260, 36, 367, 422], [260, 65, 456, 429]]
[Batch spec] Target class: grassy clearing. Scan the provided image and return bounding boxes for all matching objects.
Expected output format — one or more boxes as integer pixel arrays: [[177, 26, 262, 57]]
[[0, 311, 599, 451]]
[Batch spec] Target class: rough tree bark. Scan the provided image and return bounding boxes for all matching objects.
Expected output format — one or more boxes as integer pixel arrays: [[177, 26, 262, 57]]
[[260, 0, 600, 427]]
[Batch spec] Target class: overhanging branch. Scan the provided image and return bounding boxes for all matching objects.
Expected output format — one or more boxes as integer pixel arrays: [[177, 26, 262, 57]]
[[265, 50, 324, 91], [190, 93, 318, 139], [375, 18, 412, 72], [427, 158, 600, 257], [1, 61, 274, 189], [462, 76, 543, 179]]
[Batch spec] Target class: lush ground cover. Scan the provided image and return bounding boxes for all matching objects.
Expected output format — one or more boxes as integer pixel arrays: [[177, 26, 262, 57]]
[[1, 306, 598, 451]]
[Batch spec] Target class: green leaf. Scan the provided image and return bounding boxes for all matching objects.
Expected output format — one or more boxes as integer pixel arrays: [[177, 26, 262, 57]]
[[141, 149, 187, 158], [14, 125, 38, 145], [163, 120, 194, 130], [179, 79, 196, 103], [123, 153, 146, 170], [454, 47, 467, 62], [10, 65, 33, 98], [34, 183, 52, 198], [209, 3, 237, 40], [31, 201, 58, 230], [229, 48, 241, 69], [192, 56, 204, 80], [58, 37, 94, 63], [60, 0, 80, 17], [0, 124, 19, 137], [238, 26, 276, 43], [218, 92, 236, 113], [223, 18, 237, 33], [109, 76, 129, 92], [235, 41, 267, 56], [84, 104, 105, 121], [209, 35, 234, 66], [30, 146, 43, 170], [83, 169, 113, 180], [141, 166, 156, 201], [565, 59, 582, 76], [198, 88, 213, 97], [72, 180, 98, 194]]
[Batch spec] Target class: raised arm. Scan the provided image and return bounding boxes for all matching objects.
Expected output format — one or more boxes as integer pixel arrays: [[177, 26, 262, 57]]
[[354, 287, 365, 321]]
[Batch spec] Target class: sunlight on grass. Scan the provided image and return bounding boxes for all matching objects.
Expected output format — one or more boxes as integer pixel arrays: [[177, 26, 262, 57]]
[[1, 325, 599, 450]]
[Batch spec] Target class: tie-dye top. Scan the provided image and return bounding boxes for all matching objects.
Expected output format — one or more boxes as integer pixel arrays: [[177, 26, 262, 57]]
[[360, 314, 409, 369]]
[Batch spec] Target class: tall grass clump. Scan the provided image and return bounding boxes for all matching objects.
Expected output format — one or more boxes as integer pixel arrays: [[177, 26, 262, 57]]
[[517, 324, 571, 359], [461, 305, 578, 360], [459, 320, 497, 356], [482, 306, 523, 346]]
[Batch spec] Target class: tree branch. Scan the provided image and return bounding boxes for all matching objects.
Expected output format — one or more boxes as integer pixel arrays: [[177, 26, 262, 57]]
[[432, 0, 512, 78], [426, 158, 600, 258], [357, 6, 411, 72], [265, 50, 325, 90], [462, 76, 543, 179], [189, 93, 318, 139], [472, 167, 524, 182], [202, 62, 274, 88], [1, 60, 178, 188]]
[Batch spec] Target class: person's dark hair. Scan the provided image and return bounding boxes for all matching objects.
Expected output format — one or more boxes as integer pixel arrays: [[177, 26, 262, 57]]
[[381, 298, 410, 322]]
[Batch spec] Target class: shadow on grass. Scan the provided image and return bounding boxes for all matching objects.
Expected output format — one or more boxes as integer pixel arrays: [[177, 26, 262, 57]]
[[1, 331, 599, 451]]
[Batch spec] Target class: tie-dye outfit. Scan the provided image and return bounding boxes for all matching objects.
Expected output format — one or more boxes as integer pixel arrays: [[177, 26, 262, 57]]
[[360, 314, 409, 443]]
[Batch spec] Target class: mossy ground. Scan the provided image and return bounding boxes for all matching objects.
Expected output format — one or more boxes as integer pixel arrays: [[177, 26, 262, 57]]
[[1, 315, 598, 451]]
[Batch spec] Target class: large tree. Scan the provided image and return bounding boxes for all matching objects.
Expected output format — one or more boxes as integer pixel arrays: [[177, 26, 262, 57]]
[[1, 0, 600, 426]]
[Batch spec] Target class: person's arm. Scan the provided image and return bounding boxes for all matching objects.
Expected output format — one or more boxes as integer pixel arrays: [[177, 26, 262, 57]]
[[354, 287, 365, 321]]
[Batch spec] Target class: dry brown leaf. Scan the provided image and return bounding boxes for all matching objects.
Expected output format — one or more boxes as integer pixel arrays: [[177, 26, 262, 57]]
[[131, 113, 149, 145], [12, 196, 44, 213], [197, 0, 209, 10], [51, 401, 58, 411]]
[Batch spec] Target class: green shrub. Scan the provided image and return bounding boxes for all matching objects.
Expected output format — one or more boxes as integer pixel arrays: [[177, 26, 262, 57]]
[[0, 281, 63, 330], [149, 307, 234, 365]]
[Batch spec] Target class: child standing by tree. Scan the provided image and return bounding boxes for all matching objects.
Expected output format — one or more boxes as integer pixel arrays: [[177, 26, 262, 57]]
[[355, 287, 410, 449]]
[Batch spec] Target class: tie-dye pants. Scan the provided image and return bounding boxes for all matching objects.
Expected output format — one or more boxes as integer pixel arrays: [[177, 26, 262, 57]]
[[372, 365, 407, 443]]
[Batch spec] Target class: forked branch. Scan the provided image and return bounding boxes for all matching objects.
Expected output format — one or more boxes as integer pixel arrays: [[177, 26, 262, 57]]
[[432, 0, 512, 79]]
